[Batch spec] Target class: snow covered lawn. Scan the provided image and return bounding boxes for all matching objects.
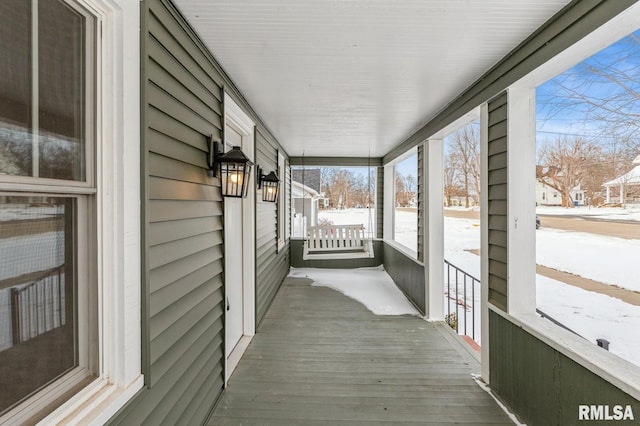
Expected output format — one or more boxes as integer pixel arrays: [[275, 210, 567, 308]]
[[444, 216, 640, 367], [537, 228, 640, 292]]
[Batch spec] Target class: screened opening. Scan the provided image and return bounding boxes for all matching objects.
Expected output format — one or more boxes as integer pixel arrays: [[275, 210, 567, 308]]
[[392, 150, 418, 252], [0, 197, 78, 412], [535, 29, 640, 368], [291, 166, 377, 239], [442, 120, 481, 344]]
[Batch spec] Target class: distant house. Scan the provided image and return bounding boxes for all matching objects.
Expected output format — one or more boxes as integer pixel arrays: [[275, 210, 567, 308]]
[[291, 180, 321, 237], [291, 168, 322, 193], [603, 155, 640, 205], [536, 180, 586, 206]]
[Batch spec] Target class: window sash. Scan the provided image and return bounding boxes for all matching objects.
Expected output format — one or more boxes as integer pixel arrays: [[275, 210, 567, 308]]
[[0, 0, 98, 421]]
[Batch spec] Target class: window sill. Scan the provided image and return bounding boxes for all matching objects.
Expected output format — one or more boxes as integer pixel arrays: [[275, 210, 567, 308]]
[[490, 305, 640, 401], [38, 375, 144, 425], [383, 239, 419, 263]]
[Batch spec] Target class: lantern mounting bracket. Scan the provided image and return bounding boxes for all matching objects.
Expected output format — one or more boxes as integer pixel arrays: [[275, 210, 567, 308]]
[[207, 136, 222, 177]]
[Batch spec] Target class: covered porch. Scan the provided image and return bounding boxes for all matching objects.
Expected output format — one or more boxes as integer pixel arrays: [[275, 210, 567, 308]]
[[211, 274, 511, 425]]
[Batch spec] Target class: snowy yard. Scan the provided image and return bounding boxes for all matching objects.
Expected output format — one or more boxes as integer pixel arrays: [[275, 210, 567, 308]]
[[304, 207, 640, 367], [443, 214, 640, 367]]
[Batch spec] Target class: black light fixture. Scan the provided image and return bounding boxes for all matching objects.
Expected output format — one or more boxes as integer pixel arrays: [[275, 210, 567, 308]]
[[207, 137, 253, 198], [257, 167, 280, 202]]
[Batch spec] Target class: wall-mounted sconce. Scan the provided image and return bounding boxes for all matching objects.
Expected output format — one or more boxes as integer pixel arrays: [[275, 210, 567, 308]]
[[257, 167, 280, 202], [208, 137, 253, 198]]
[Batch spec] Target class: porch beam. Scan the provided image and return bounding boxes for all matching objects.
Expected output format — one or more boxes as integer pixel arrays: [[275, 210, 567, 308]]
[[289, 157, 383, 167], [422, 139, 444, 320]]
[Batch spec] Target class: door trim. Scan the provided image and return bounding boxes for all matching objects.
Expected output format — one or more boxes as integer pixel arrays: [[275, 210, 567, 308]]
[[223, 92, 256, 385]]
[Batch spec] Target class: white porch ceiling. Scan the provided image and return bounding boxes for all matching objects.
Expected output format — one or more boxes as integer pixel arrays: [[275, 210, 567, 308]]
[[174, 0, 571, 158]]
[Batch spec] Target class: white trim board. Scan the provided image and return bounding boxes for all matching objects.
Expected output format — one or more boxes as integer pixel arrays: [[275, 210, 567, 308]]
[[223, 92, 256, 385]]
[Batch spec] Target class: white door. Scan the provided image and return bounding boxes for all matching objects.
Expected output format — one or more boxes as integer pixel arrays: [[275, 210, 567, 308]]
[[223, 93, 256, 384], [225, 125, 244, 355]]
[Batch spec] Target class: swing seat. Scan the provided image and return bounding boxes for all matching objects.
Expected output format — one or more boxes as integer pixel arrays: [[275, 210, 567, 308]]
[[303, 224, 374, 260]]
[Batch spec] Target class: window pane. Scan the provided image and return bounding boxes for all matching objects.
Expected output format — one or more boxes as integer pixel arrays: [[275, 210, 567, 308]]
[[0, 0, 33, 176], [38, 0, 87, 181], [0, 197, 77, 413], [394, 153, 418, 252], [0, 0, 89, 181]]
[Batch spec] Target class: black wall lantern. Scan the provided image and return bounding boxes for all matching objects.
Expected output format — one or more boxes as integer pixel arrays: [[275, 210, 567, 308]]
[[208, 138, 253, 198], [257, 167, 280, 202]]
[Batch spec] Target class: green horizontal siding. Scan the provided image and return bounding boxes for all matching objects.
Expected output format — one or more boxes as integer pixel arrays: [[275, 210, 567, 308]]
[[111, 0, 225, 423], [487, 93, 508, 312], [255, 128, 290, 328], [383, 243, 425, 315], [490, 310, 640, 426]]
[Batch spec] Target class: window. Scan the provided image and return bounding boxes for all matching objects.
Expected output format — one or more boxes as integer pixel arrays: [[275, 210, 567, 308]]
[[392, 150, 418, 253], [0, 0, 98, 419], [0, 0, 141, 423], [277, 151, 287, 250]]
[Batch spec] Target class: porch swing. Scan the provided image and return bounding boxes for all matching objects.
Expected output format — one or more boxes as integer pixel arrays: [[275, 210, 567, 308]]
[[302, 154, 375, 261]]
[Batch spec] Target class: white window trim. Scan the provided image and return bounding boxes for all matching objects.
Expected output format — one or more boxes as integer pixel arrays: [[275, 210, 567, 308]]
[[34, 0, 143, 424], [277, 151, 287, 251], [385, 148, 419, 257], [222, 92, 256, 384], [486, 0, 640, 399]]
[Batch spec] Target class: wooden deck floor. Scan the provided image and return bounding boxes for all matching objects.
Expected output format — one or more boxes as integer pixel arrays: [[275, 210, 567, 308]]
[[209, 277, 513, 425]]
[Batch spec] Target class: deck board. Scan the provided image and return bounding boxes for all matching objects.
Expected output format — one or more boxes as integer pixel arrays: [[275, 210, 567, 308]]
[[209, 278, 513, 425]]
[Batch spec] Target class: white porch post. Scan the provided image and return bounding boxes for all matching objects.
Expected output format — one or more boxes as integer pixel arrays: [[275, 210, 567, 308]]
[[423, 139, 444, 320], [606, 186, 611, 204], [619, 184, 624, 204], [384, 163, 394, 241], [480, 104, 490, 382], [506, 87, 537, 314]]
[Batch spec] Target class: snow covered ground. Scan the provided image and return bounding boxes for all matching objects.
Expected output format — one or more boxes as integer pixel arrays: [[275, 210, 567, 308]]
[[537, 228, 640, 292], [443, 215, 640, 367], [317, 208, 377, 239], [288, 266, 420, 317]]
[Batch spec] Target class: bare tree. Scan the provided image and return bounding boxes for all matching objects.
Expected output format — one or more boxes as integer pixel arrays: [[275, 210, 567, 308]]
[[537, 32, 640, 157], [537, 136, 599, 207], [395, 173, 407, 207], [448, 123, 480, 207], [403, 174, 417, 198], [443, 151, 463, 206]]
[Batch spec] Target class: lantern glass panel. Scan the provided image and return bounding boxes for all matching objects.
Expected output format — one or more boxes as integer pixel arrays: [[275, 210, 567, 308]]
[[262, 181, 278, 202], [220, 162, 252, 198]]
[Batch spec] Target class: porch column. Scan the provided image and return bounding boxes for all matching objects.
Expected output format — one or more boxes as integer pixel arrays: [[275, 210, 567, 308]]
[[423, 139, 444, 320], [619, 184, 624, 204], [506, 87, 537, 314], [606, 186, 611, 204], [480, 104, 489, 382]]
